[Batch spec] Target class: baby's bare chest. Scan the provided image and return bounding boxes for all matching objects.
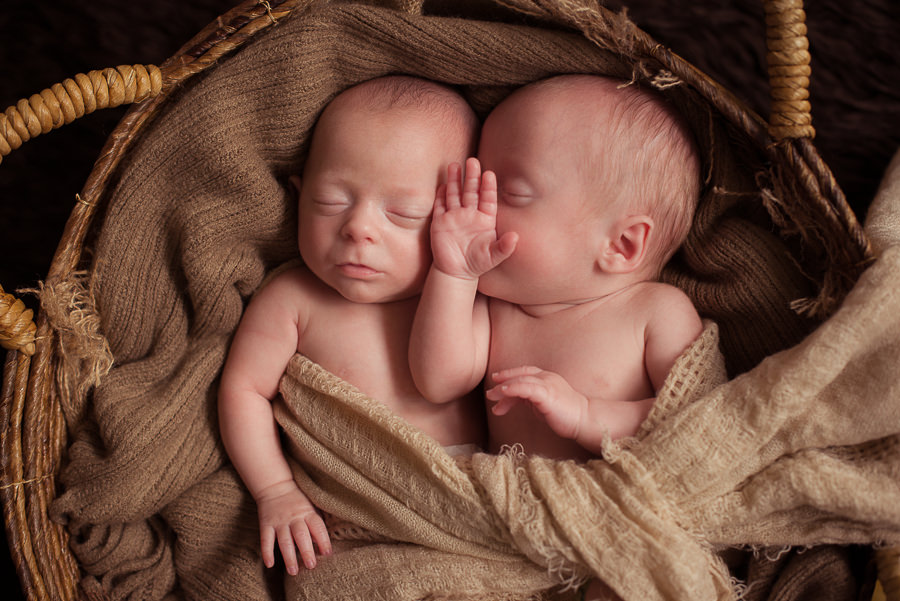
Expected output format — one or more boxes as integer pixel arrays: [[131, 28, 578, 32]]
[[300, 303, 419, 402], [487, 303, 650, 400]]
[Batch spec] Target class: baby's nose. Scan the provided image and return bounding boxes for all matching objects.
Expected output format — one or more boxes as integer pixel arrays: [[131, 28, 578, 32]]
[[340, 203, 379, 242]]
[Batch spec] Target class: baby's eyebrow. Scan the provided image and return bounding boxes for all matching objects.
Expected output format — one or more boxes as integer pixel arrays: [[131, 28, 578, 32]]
[[383, 192, 433, 212], [386, 185, 428, 200], [308, 175, 349, 192], [386, 202, 432, 217]]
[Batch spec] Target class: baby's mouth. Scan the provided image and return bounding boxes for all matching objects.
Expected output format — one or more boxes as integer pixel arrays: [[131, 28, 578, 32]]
[[338, 262, 379, 278]]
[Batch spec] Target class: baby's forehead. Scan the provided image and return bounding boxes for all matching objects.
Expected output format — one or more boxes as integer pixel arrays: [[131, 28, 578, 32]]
[[488, 76, 679, 158], [487, 83, 599, 144], [486, 82, 615, 146]]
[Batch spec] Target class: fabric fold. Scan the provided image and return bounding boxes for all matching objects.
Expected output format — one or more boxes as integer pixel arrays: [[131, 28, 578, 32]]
[[275, 300, 900, 601]]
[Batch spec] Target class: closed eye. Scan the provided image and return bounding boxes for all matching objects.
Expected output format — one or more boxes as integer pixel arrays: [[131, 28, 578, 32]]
[[500, 190, 533, 207], [387, 210, 430, 228], [311, 199, 350, 215]]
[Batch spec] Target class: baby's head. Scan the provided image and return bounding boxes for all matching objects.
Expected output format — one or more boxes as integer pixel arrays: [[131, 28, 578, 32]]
[[477, 74, 700, 304], [294, 76, 478, 303]]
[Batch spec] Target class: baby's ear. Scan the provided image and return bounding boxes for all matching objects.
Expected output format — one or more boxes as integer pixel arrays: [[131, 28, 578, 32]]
[[288, 175, 302, 198], [597, 215, 653, 274]]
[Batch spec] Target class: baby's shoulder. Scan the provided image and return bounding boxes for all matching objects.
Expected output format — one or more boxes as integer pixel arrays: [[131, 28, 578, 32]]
[[263, 262, 320, 292], [252, 263, 331, 309], [629, 281, 695, 312], [637, 281, 702, 340], [614, 281, 700, 336]]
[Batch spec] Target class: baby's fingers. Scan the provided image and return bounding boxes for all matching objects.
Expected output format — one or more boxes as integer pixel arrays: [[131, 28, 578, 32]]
[[495, 231, 518, 261], [260, 526, 277, 569], [290, 522, 318, 571], [461, 157, 482, 208], [488, 394, 523, 416], [478, 169, 498, 215], [308, 515, 333, 558], [444, 162, 463, 209], [487, 376, 551, 411], [491, 365, 544, 384], [433, 183, 447, 217], [277, 526, 301, 575]]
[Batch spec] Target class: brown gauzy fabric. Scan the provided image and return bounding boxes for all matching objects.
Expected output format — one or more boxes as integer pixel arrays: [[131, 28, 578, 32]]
[[43, 2, 898, 600]]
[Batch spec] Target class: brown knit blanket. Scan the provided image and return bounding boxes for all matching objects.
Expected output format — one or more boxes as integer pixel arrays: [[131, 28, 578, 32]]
[[43, 2, 900, 600]]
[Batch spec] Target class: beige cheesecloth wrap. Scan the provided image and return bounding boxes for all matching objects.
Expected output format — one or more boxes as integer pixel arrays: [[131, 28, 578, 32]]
[[40, 2, 899, 600]]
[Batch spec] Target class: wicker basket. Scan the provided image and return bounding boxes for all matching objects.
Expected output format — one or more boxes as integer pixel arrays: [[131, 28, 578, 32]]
[[1, 0, 896, 599]]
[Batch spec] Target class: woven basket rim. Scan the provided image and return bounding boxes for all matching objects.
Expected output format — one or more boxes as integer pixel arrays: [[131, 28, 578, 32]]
[[1, 2, 304, 600]]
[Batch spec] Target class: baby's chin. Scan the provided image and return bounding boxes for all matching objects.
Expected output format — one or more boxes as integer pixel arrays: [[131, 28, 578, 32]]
[[336, 288, 419, 304], [323, 270, 426, 305]]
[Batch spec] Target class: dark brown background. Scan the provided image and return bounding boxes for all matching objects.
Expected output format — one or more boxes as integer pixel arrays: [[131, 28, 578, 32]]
[[2, 2, 898, 600]]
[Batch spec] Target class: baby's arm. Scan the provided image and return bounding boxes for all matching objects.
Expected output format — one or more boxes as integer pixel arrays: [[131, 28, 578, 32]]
[[642, 286, 704, 393], [410, 158, 518, 404], [488, 287, 702, 454], [218, 272, 331, 574], [487, 367, 654, 449]]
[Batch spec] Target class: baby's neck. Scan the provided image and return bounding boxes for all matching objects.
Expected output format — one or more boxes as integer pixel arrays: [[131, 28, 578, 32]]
[[512, 275, 651, 318]]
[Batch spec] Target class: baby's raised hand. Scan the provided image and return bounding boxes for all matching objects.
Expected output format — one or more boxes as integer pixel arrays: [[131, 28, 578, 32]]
[[255, 479, 332, 574], [431, 157, 517, 280], [486, 366, 588, 442]]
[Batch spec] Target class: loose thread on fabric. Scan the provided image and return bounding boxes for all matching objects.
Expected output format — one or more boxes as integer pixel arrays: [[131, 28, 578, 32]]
[[75, 193, 94, 208], [258, 0, 278, 25], [730, 575, 759, 600], [745, 544, 793, 563], [617, 72, 639, 90], [650, 69, 683, 90], [500, 444, 587, 591]]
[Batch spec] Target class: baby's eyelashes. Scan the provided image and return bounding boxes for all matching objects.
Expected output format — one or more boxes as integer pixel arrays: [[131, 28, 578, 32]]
[[386, 210, 430, 228], [499, 188, 534, 207], [309, 197, 430, 226], [312, 199, 350, 215]]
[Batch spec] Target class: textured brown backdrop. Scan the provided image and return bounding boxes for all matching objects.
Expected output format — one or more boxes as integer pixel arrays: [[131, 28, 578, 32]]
[[1, 1, 898, 600]]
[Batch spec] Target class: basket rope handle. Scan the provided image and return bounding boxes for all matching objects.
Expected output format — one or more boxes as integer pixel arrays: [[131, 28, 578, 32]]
[[0, 2, 299, 357], [0, 284, 36, 356], [0, 64, 162, 356], [764, 0, 814, 139], [0, 64, 162, 164]]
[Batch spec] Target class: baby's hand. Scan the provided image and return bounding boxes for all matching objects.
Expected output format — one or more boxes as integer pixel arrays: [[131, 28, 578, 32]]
[[486, 366, 588, 442], [255, 480, 332, 574], [431, 157, 517, 280]]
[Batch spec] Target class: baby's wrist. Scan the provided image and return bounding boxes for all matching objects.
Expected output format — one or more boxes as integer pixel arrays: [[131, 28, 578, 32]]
[[432, 264, 482, 283], [253, 478, 300, 503]]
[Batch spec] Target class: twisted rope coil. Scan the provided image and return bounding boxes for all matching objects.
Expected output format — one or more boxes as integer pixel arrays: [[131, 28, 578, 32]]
[[0, 64, 162, 164], [0, 284, 35, 356], [765, 0, 814, 139]]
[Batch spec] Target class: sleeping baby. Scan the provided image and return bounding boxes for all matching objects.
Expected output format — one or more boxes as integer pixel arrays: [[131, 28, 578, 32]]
[[218, 75, 484, 575], [410, 74, 703, 598]]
